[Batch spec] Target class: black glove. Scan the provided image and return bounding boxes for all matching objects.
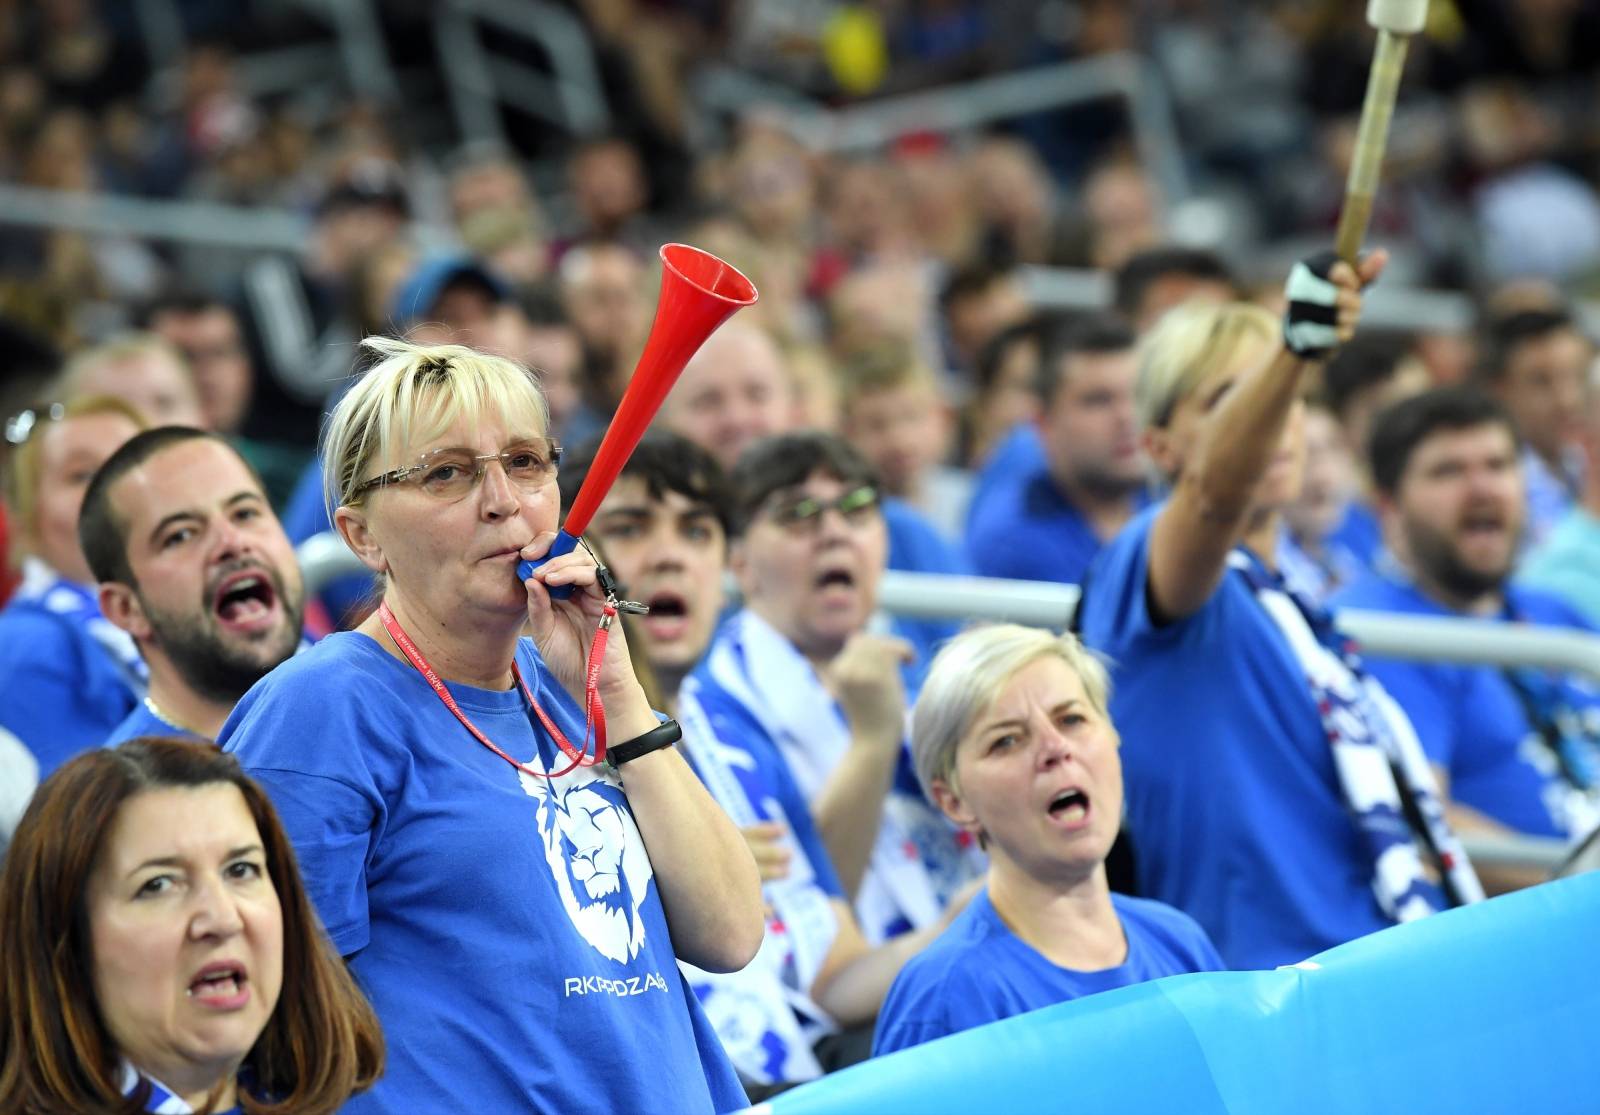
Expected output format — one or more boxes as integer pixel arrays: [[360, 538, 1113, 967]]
[[1282, 250, 1343, 359]]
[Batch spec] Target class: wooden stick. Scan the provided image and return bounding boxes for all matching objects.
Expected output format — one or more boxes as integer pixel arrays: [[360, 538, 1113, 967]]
[[1335, 29, 1410, 266]]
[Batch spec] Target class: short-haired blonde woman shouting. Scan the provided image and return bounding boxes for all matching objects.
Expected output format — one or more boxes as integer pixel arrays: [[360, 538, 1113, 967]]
[[873, 625, 1222, 1055]]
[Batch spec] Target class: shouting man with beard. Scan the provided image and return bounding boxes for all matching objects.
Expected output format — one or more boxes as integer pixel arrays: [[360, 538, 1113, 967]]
[[1335, 388, 1600, 889], [78, 427, 307, 743]]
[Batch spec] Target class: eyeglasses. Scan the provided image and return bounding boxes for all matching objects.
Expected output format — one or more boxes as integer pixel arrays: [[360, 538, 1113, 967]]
[[358, 438, 563, 502], [4, 403, 65, 446], [763, 485, 880, 533]]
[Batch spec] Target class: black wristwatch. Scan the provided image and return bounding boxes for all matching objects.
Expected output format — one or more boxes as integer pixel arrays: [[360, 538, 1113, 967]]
[[607, 719, 682, 769]]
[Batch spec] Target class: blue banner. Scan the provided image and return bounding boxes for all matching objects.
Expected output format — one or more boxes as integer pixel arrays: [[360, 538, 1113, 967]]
[[751, 873, 1600, 1114]]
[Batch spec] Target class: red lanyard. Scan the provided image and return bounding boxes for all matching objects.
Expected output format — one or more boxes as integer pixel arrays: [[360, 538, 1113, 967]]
[[378, 600, 614, 778]]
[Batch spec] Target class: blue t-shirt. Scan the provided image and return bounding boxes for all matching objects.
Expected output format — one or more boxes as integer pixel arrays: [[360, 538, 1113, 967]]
[[0, 597, 140, 777], [970, 424, 1046, 515], [1076, 505, 1395, 970], [882, 497, 968, 660], [872, 888, 1222, 1055], [105, 701, 203, 746], [281, 459, 375, 626], [1329, 500, 1382, 563], [966, 465, 1152, 590], [1333, 570, 1600, 838], [219, 633, 745, 1114]]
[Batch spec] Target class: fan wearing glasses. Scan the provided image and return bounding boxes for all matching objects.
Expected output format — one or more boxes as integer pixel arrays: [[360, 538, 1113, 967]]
[[218, 338, 759, 1115], [688, 433, 986, 949], [0, 396, 148, 777]]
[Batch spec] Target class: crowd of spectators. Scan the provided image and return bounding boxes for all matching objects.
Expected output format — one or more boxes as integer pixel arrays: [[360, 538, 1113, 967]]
[[3, 0, 1600, 1109]]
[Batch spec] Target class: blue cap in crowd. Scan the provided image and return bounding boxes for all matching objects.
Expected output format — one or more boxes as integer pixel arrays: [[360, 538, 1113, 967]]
[[389, 257, 510, 328]]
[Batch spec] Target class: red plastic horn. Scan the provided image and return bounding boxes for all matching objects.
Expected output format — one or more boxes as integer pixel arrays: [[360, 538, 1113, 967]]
[[521, 243, 757, 585]]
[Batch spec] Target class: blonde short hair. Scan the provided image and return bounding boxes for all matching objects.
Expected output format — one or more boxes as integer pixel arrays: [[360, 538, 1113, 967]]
[[1134, 300, 1277, 433], [321, 336, 549, 518], [911, 624, 1112, 800], [5, 395, 149, 564], [54, 332, 193, 401], [836, 338, 939, 412]]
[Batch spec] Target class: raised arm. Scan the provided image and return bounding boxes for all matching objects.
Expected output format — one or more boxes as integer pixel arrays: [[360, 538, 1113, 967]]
[[812, 634, 916, 899], [1146, 252, 1387, 623]]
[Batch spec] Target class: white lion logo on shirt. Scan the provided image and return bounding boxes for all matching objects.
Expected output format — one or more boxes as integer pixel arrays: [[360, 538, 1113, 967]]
[[519, 769, 653, 964]]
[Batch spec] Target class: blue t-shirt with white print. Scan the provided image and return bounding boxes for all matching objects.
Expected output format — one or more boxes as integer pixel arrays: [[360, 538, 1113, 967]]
[[1076, 504, 1395, 971], [873, 888, 1222, 1055], [220, 632, 745, 1114]]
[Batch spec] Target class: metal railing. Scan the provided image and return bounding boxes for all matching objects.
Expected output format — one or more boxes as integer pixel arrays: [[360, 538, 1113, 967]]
[[294, 534, 1593, 874], [704, 52, 1191, 209], [292, 542, 1600, 680], [8, 181, 1598, 340], [0, 178, 1569, 339], [0, 184, 310, 252], [1018, 264, 1522, 336], [296, 0, 401, 105], [873, 570, 1600, 679], [434, 0, 611, 145]]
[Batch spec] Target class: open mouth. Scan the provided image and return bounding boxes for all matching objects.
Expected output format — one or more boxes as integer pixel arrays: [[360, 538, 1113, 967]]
[[641, 589, 691, 641], [814, 566, 856, 593], [187, 961, 250, 1008], [1459, 510, 1507, 539], [1047, 788, 1090, 826], [212, 570, 279, 633]]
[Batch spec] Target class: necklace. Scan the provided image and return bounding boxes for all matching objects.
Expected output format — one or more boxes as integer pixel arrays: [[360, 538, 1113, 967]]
[[143, 696, 202, 738]]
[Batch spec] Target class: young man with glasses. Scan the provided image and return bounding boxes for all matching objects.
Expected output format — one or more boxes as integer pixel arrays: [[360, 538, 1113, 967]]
[[687, 432, 984, 949]]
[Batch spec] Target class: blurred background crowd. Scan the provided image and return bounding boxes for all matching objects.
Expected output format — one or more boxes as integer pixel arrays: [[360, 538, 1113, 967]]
[[4, 3, 1600, 1105], [4, 0, 1600, 468]]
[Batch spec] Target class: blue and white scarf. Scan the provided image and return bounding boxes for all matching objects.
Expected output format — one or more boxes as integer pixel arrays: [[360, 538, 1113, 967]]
[[1233, 552, 1484, 921], [120, 1062, 240, 1114], [1496, 601, 1600, 839], [677, 687, 837, 1084], [17, 558, 147, 695], [695, 610, 984, 944]]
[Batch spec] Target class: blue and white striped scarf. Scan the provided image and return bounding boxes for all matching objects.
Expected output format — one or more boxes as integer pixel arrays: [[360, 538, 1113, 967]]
[[677, 687, 838, 1084], [120, 1062, 240, 1114], [693, 610, 983, 944], [1232, 551, 1484, 922]]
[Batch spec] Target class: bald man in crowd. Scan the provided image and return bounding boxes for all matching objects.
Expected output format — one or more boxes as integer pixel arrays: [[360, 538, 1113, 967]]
[[661, 321, 795, 471]]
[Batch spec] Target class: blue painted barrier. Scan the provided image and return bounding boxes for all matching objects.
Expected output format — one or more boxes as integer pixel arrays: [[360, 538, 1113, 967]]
[[751, 873, 1600, 1115]]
